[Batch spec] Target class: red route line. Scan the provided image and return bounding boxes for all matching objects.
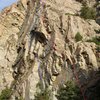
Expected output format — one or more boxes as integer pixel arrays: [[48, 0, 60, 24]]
[[38, 0, 87, 99]]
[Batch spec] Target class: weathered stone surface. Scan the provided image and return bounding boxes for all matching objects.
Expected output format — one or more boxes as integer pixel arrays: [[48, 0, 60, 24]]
[[0, 0, 100, 100], [0, 2, 25, 92]]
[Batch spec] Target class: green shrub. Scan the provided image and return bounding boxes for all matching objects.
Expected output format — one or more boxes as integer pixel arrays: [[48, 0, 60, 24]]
[[34, 89, 52, 100], [75, 32, 83, 42], [87, 36, 100, 45], [19, 96, 24, 100], [80, 5, 96, 19], [56, 81, 83, 100], [0, 88, 12, 100], [34, 82, 52, 100]]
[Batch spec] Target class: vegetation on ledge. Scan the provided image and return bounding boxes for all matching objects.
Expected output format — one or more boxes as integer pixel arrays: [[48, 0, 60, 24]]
[[75, 32, 83, 42], [86, 36, 100, 45], [0, 87, 12, 100], [80, 4, 96, 19], [56, 81, 83, 100]]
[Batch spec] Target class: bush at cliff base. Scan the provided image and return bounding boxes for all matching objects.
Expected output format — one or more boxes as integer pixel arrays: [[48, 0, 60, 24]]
[[0, 88, 12, 100], [56, 81, 83, 100]]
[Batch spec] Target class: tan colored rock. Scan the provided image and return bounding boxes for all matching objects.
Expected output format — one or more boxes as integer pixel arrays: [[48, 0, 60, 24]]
[[21, 0, 28, 9], [0, 1, 25, 92], [0, 0, 99, 99]]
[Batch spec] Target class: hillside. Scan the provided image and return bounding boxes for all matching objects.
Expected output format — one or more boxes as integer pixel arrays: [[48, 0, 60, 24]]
[[0, 0, 100, 100]]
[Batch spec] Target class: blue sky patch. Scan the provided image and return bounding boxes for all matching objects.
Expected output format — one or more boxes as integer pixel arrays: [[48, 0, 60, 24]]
[[0, 0, 17, 11]]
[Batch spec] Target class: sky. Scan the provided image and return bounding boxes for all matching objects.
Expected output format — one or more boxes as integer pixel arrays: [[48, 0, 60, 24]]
[[0, 0, 17, 11]]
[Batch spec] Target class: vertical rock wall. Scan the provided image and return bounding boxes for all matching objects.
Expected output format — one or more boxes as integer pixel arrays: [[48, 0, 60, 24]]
[[0, 0, 100, 100]]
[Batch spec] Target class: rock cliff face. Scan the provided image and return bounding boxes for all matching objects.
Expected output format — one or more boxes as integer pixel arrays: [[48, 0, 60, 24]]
[[0, 1, 25, 91], [0, 0, 100, 100]]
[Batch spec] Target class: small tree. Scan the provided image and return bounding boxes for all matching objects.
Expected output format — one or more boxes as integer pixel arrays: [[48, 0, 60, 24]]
[[34, 82, 52, 100], [86, 36, 100, 45], [34, 89, 51, 100], [56, 81, 83, 100], [75, 32, 83, 42], [80, 5, 96, 19], [0, 88, 12, 100]]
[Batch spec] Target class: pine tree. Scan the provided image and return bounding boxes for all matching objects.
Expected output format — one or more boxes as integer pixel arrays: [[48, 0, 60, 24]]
[[56, 81, 83, 100]]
